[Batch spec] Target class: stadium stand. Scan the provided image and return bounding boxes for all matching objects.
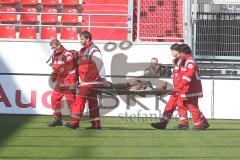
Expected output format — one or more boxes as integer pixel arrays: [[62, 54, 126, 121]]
[[0, 26, 16, 38], [61, 8, 79, 24], [41, 26, 57, 39], [0, 7, 17, 22], [41, 7, 58, 24], [136, 0, 183, 42], [83, 0, 128, 4], [60, 27, 78, 40], [20, 0, 38, 5], [41, 0, 59, 6], [62, 0, 80, 6], [0, 0, 19, 4], [20, 7, 38, 23], [0, 0, 184, 42], [81, 0, 129, 40], [0, 0, 131, 41], [19, 26, 37, 39]]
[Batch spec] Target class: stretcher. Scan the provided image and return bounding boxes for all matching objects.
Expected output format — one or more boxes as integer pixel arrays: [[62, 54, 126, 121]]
[[96, 85, 172, 110], [61, 81, 172, 109]]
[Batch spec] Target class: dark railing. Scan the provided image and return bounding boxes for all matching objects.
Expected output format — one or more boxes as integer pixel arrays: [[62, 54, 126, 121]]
[[195, 12, 240, 59]]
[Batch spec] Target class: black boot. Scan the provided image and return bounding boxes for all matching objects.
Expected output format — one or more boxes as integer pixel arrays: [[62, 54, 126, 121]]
[[85, 120, 102, 129], [151, 122, 167, 129], [47, 119, 63, 127], [192, 122, 210, 130], [63, 121, 79, 129]]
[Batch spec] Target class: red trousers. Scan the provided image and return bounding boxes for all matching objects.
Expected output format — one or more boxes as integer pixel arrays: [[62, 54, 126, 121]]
[[70, 86, 100, 123], [51, 89, 75, 119], [178, 98, 207, 126], [160, 94, 178, 122]]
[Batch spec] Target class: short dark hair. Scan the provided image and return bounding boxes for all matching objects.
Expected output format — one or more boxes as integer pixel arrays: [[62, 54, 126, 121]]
[[178, 44, 192, 54], [151, 57, 158, 61], [50, 38, 61, 46], [170, 43, 180, 51], [80, 31, 92, 41]]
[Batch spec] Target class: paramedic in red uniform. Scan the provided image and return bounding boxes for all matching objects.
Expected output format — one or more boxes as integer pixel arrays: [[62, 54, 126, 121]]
[[151, 43, 182, 129], [175, 44, 209, 130], [48, 39, 76, 127], [64, 31, 107, 129]]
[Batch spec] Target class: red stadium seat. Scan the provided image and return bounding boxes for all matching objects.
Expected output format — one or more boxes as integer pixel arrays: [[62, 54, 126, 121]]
[[60, 27, 78, 40], [0, 7, 17, 22], [20, 0, 38, 5], [41, 8, 58, 24], [83, 0, 128, 4], [0, 26, 16, 38], [91, 28, 128, 40], [20, 8, 38, 23], [62, 0, 79, 6], [41, 0, 59, 6], [19, 26, 37, 39], [0, 0, 19, 4], [61, 8, 78, 24], [41, 26, 57, 39]]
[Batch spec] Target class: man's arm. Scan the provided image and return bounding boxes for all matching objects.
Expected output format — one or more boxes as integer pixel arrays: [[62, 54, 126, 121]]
[[178, 62, 196, 91], [92, 51, 106, 78]]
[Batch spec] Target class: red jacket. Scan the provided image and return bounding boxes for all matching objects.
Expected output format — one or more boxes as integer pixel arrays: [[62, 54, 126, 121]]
[[51, 46, 76, 90], [177, 54, 203, 100], [172, 57, 182, 89], [78, 41, 104, 86]]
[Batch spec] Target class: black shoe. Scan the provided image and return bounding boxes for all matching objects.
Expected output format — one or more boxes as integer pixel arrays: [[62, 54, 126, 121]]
[[151, 122, 166, 129], [192, 122, 210, 130], [173, 124, 189, 130], [47, 119, 63, 127], [205, 122, 210, 129], [63, 121, 79, 129]]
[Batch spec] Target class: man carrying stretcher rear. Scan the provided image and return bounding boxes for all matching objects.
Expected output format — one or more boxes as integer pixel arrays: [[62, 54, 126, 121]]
[[64, 31, 108, 129]]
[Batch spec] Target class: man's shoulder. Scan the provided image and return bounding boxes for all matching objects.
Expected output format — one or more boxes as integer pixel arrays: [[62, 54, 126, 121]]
[[144, 67, 157, 76], [90, 43, 100, 51], [144, 67, 154, 72]]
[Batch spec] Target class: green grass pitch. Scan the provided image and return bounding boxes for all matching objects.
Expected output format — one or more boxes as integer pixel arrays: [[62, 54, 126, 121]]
[[0, 115, 240, 160]]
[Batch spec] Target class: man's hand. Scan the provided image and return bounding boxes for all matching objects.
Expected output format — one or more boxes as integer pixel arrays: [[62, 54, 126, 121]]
[[50, 72, 57, 82], [102, 78, 111, 87], [59, 83, 78, 91], [59, 55, 66, 62], [49, 63, 53, 67], [169, 88, 178, 95], [69, 83, 78, 91]]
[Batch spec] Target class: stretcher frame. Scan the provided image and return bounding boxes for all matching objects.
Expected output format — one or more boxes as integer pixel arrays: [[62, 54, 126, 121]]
[[97, 88, 171, 110]]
